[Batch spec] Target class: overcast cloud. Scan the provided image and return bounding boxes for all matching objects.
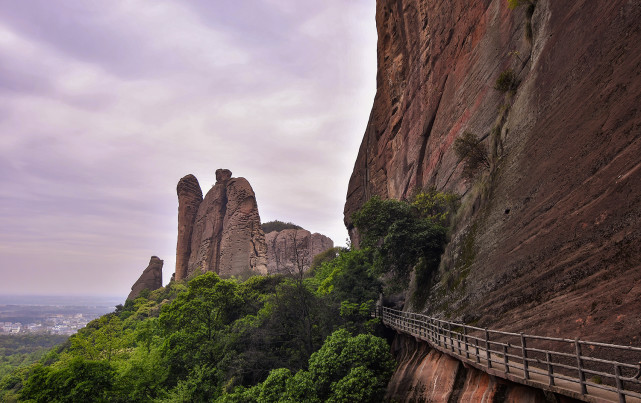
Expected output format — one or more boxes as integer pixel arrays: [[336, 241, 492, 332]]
[[0, 0, 377, 297]]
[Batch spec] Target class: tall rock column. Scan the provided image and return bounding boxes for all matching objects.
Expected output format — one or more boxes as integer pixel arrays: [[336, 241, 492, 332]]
[[218, 176, 268, 277], [175, 174, 203, 281], [185, 169, 268, 278]]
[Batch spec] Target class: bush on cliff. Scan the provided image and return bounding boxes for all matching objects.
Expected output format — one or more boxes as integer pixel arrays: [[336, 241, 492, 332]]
[[352, 196, 448, 291], [494, 69, 518, 93], [454, 131, 491, 180], [261, 220, 303, 234]]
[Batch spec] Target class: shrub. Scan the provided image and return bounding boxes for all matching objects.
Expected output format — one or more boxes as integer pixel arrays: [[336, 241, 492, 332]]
[[507, 0, 533, 9], [410, 188, 460, 227], [309, 247, 345, 273], [352, 196, 447, 291], [453, 131, 491, 180], [261, 220, 303, 234], [494, 69, 518, 93]]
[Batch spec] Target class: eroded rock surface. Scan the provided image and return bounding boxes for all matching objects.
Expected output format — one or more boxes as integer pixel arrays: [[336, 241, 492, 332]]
[[265, 229, 334, 275], [177, 169, 267, 280], [175, 174, 203, 281], [346, 0, 641, 343], [386, 334, 578, 402], [127, 256, 163, 301]]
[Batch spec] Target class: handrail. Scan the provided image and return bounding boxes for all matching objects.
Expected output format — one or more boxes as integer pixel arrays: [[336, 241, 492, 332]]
[[375, 306, 641, 403]]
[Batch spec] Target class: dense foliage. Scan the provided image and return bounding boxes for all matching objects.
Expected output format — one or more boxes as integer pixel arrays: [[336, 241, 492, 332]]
[[0, 195, 457, 402], [0, 334, 67, 383], [1, 249, 389, 402], [261, 220, 303, 234], [351, 195, 450, 293]]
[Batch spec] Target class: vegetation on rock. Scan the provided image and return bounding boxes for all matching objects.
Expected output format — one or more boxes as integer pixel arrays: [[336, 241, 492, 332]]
[[494, 69, 518, 93], [1, 242, 393, 402], [351, 194, 452, 296], [261, 220, 304, 234], [453, 131, 491, 180]]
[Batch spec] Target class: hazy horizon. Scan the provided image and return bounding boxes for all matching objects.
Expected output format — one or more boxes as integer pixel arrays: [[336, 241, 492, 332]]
[[0, 1, 378, 298]]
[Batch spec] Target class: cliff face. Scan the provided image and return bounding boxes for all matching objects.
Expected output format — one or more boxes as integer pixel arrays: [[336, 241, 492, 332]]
[[386, 334, 579, 402], [346, 0, 641, 344], [264, 229, 334, 275], [127, 256, 163, 301], [175, 169, 268, 280]]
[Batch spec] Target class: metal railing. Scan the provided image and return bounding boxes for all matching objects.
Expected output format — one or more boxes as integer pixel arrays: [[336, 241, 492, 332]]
[[376, 306, 641, 403]]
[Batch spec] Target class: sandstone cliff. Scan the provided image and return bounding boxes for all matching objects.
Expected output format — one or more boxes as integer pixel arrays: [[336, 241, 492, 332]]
[[175, 169, 268, 280], [386, 334, 579, 402], [264, 229, 334, 275], [346, 0, 641, 345], [127, 256, 163, 301]]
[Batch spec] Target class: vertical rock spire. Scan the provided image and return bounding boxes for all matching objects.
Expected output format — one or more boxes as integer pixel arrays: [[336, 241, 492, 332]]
[[177, 169, 268, 279], [175, 174, 203, 281]]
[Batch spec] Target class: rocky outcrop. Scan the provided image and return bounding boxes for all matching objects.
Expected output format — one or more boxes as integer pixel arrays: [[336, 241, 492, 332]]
[[387, 334, 579, 402], [265, 229, 334, 275], [216, 174, 268, 278], [127, 256, 163, 300], [176, 169, 268, 280], [345, 0, 641, 343], [175, 174, 203, 281]]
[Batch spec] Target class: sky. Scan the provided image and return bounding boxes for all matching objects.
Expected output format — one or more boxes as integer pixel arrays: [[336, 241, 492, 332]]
[[0, 0, 378, 298]]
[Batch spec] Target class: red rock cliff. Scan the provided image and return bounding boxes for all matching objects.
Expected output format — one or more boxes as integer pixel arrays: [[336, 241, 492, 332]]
[[346, 0, 641, 344], [386, 334, 580, 402]]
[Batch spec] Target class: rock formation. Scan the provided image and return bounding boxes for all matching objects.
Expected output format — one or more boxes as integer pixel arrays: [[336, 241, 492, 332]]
[[346, 0, 641, 346], [386, 334, 579, 402], [175, 174, 203, 281], [175, 169, 268, 280], [265, 229, 334, 275], [127, 256, 163, 300]]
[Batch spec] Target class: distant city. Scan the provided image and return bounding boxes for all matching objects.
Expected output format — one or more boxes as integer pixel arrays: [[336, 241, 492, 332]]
[[0, 295, 121, 336]]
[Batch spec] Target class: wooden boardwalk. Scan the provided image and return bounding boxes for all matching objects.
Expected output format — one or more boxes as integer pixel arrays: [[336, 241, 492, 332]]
[[377, 307, 641, 403]]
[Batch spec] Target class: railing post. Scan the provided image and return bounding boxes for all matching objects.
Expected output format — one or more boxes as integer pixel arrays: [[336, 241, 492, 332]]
[[430, 319, 435, 343], [614, 364, 626, 403], [546, 351, 555, 386], [521, 333, 529, 380], [485, 328, 492, 369], [503, 344, 509, 373], [457, 331, 462, 355], [448, 322, 454, 352], [575, 338, 588, 395], [475, 338, 480, 363], [464, 326, 470, 359]]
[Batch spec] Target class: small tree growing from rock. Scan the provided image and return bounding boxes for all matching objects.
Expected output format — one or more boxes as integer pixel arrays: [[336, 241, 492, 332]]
[[454, 131, 491, 180]]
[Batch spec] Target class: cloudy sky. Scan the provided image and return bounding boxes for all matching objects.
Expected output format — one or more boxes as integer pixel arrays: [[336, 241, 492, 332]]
[[0, 1, 377, 297]]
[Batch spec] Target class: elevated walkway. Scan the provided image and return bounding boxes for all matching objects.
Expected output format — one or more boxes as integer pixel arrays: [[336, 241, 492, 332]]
[[376, 307, 641, 402]]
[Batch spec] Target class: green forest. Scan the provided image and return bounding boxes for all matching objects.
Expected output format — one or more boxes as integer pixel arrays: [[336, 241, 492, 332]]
[[0, 191, 455, 402]]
